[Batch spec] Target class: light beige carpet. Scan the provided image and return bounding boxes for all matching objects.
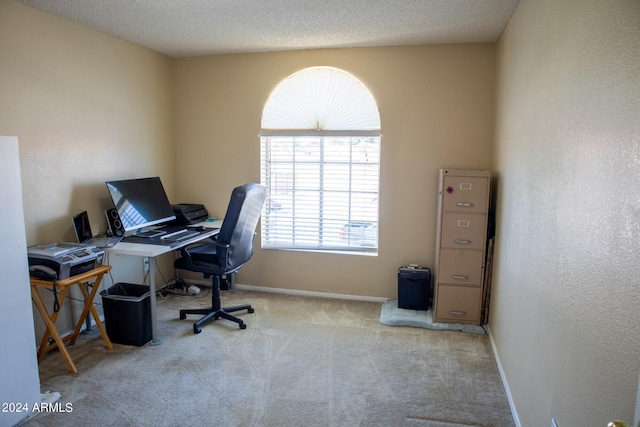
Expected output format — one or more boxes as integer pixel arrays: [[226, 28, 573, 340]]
[[23, 290, 514, 427]]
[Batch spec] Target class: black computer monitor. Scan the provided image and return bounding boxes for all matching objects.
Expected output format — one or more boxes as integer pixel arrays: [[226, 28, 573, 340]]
[[105, 177, 176, 232]]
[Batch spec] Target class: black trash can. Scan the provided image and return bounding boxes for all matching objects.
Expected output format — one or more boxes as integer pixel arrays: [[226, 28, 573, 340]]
[[101, 283, 151, 346], [397, 266, 431, 311]]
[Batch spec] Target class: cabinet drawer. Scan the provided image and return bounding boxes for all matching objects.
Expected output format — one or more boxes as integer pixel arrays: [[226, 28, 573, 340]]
[[440, 213, 487, 250], [438, 249, 484, 285], [442, 176, 489, 213], [434, 285, 481, 323]]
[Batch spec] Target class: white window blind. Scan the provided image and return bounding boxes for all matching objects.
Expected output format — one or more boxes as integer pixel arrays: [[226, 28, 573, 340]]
[[260, 67, 381, 253], [261, 66, 380, 131]]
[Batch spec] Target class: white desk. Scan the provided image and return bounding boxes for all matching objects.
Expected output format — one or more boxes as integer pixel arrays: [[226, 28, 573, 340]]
[[104, 221, 221, 345]]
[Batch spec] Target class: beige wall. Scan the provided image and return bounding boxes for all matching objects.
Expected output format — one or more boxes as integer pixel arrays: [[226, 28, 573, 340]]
[[0, 0, 175, 339], [492, 0, 640, 425], [1, 0, 495, 346], [173, 45, 495, 298]]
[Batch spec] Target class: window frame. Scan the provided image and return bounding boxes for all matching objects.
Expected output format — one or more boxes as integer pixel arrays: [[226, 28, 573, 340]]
[[259, 67, 381, 255]]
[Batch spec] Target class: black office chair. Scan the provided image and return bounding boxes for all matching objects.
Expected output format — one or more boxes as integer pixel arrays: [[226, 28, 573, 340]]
[[174, 183, 266, 333]]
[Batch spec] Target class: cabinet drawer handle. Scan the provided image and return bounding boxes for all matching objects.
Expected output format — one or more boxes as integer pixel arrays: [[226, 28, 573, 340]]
[[456, 202, 473, 207], [450, 311, 466, 316], [451, 275, 468, 280], [454, 239, 471, 244]]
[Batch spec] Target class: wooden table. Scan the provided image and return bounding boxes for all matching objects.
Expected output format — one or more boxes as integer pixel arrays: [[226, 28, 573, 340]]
[[30, 264, 113, 373]]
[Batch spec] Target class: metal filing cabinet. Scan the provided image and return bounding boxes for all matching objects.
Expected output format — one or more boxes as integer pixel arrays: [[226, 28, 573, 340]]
[[433, 169, 490, 324]]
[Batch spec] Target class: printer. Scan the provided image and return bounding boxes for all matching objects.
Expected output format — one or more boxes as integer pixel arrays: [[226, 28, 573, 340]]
[[171, 203, 208, 225], [27, 242, 104, 280]]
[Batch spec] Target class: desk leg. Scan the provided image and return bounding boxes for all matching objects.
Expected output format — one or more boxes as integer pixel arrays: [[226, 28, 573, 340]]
[[71, 276, 113, 350], [85, 277, 113, 350], [148, 257, 162, 346]]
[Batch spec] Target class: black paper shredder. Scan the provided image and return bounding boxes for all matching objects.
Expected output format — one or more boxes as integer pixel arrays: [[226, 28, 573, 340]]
[[397, 266, 431, 311]]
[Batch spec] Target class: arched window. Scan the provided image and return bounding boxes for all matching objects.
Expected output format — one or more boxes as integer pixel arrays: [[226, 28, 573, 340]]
[[260, 66, 381, 253]]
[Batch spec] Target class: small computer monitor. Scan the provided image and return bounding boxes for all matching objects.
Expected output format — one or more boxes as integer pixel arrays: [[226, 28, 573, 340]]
[[105, 177, 176, 232]]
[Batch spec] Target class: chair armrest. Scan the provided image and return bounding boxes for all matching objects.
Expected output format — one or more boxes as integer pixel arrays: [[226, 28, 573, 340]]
[[211, 240, 230, 249], [178, 239, 231, 269], [211, 240, 230, 268]]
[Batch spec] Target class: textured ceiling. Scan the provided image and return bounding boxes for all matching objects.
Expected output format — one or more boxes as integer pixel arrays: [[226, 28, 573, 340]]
[[18, 0, 520, 58]]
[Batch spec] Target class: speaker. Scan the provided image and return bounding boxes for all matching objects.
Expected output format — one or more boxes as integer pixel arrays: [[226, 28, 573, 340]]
[[105, 208, 124, 237]]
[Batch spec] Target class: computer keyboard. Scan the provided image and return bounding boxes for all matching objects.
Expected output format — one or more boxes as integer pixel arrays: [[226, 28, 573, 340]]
[[92, 236, 122, 248], [135, 229, 166, 238], [122, 229, 204, 246], [170, 230, 200, 241], [160, 229, 189, 239]]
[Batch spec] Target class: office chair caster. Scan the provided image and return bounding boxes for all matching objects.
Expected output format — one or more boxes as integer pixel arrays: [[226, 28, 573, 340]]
[[248, 308, 255, 313], [193, 324, 202, 334]]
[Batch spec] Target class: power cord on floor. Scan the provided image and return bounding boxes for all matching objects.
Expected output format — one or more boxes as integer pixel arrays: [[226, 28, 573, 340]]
[[158, 279, 209, 299]]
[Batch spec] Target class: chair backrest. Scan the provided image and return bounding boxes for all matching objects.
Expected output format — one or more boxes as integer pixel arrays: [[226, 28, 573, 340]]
[[216, 183, 266, 273]]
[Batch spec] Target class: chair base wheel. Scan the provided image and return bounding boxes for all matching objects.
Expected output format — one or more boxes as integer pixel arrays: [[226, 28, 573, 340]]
[[180, 305, 254, 333]]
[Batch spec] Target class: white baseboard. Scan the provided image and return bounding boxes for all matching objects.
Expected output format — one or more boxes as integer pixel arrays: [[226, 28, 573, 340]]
[[237, 283, 389, 303], [55, 314, 105, 343], [486, 324, 521, 427], [189, 279, 388, 303]]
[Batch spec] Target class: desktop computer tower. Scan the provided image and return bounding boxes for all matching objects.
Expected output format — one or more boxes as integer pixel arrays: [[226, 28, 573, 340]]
[[397, 266, 431, 311]]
